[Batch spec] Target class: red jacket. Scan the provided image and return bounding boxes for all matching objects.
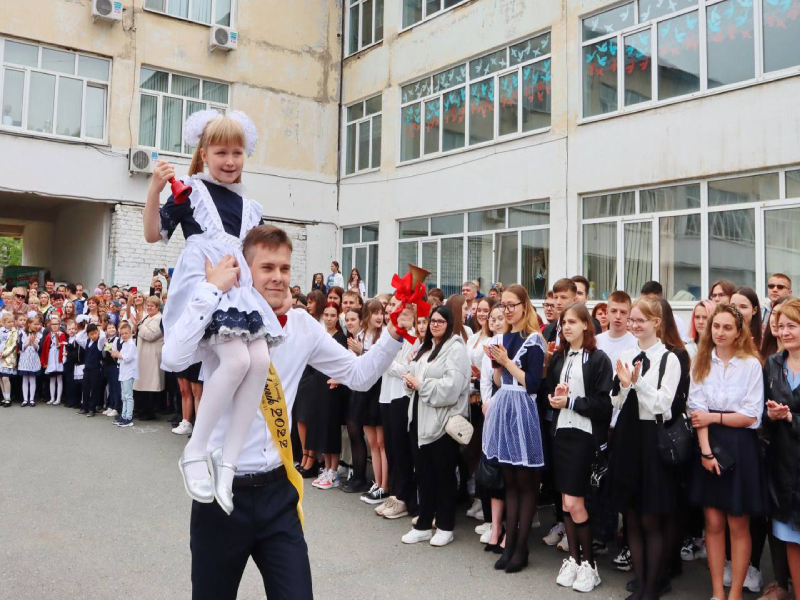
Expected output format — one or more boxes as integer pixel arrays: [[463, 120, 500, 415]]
[[40, 331, 66, 368]]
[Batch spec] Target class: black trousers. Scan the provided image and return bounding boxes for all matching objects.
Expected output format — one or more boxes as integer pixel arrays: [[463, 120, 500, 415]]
[[384, 396, 417, 509], [413, 433, 460, 532], [190, 476, 312, 600], [63, 363, 76, 407], [82, 368, 104, 412]]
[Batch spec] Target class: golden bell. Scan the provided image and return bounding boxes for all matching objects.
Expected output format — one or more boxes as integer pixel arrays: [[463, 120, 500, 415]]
[[409, 264, 431, 288]]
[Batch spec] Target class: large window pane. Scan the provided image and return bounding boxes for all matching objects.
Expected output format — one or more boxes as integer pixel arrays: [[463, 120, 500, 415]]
[[624, 31, 652, 106], [368, 245, 379, 298], [355, 247, 368, 290], [470, 49, 508, 79], [347, 103, 364, 122], [357, 120, 370, 171], [522, 229, 549, 299], [160, 96, 183, 153], [765, 207, 800, 294], [658, 12, 700, 100], [660, 214, 702, 301], [362, 224, 379, 242], [468, 235, 493, 295], [342, 247, 353, 286], [56, 77, 82, 137], [426, 0, 441, 18], [431, 214, 463, 235], [42, 48, 74, 74], [401, 103, 421, 161], [78, 56, 110, 81], [788, 170, 800, 198], [191, 0, 211, 23], [362, 0, 374, 47], [522, 60, 551, 131], [641, 183, 700, 212], [203, 81, 228, 103], [138, 94, 157, 146], [2, 69, 24, 127], [582, 192, 635, 219], [375, 0, 384, 41], [509, 33, 551, 67], [468, 208, 506, 232], [343, 227, 360, 245], [442, 87, 466, 151], [499, 72, 519, 136], [510, 202, 549, 228], [4, 40, 38, 67], [708, 173, 780, 206], [345, 123, 356, 175], [624, 222, 652, 297], [763, 0, 800, 73], [434, 64, 466, 93], [398, 242, 419, 274], [371, 115, 381, 168], [365, 96, 382, 115], [215, 0, 232, 25], [582, 3, 635, 41], [707, 0, 755, 88], [167, 0, 189, 18], [583, 223, 618, 300], [27, 72, 56, 134], [424, 99, 440, 155], [401, 78, 431, 103], [421, 241, 438, 288], [583, 40, 618, 118], [709, 209, 756, 290], [496, 232, 519, 291], [348, 4, 359, 54], [399, 218, 428, 239], [172, 75, 200, 98], [469, 79, 495, 145], [639, 0, 697, 21], [403, 0, 422, 27], [141, 68, 168, 92]]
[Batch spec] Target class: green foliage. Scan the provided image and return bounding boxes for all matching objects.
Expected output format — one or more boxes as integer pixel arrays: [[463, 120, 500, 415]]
[[0, 237, 22, 268]]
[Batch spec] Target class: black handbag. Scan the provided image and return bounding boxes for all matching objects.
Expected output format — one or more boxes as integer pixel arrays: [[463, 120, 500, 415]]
[[475, 456, 504, 490], [590, 446, 609, 490], [654, 352, 693, 466]]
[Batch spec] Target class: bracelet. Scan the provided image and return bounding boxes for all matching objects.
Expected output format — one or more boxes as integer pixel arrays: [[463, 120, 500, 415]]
[[701, 452, 715, 459]]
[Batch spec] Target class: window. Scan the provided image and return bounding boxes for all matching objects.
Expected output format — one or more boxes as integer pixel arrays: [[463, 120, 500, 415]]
[[341, 224, 380, 298], [347, 0, 384, 56], [402, 0, 471, 29], [581, 0, 800, 119], [0, 39, 110, 141], [138, 67, 229, 154], [581, 169, 800, 303], [344, 95, 382, 175], [397, 201, 550, 298], [144, 0, 234, 27], [401, 32, 551, 163]]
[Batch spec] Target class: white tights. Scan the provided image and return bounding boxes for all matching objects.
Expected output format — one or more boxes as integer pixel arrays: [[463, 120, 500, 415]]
[[0, 377, 10, 400], [183, 337, 271, 488], [22, 375, 36, 403], [50, 375, 63, 404]]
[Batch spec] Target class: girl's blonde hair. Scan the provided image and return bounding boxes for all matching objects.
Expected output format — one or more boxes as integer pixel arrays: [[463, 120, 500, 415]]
[[631, 295, 662, 324], [692, 303, 761, 382], [188, 115, 246, 182], [505, 284, 541, 337]]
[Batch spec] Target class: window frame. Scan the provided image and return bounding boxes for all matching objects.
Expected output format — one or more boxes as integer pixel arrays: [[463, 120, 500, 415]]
[[137, 67, 230, 157], [579, 167, 800, 307], [578, 0, 800, 124], [400, 0, 474, 33], [143, 0, 236, 28], [0, 38, 111, 143], [398, 31, 552, 166], [341, 223, 380, 298], [345, 0, 384, 57], [342, 94, 382, 177]]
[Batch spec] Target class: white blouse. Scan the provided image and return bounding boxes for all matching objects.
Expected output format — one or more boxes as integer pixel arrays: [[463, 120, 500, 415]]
[[466, 332, 490, 369], [687, 350, 764, 429], [556, 350, 592, 435], [612, 340, 681, 422]]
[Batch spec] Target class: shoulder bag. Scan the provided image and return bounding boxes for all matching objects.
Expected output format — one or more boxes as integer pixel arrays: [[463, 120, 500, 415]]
[[654, 352, 693, 466]]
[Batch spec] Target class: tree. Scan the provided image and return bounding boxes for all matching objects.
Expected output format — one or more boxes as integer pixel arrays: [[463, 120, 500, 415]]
[[0, 237, 22, 268]]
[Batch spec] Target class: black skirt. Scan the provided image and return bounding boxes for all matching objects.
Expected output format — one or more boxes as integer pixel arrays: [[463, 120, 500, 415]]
[[306, 379, 344, 455], [178, 362, 202, 383], [295, 366, 319, 425], [689, 424, 768, 517], [553, 427, 595, 497], [348, 377, 382, 427]]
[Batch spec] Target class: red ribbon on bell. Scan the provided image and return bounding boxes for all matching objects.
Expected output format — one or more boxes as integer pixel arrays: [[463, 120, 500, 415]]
[[390, 265, 431, 344]]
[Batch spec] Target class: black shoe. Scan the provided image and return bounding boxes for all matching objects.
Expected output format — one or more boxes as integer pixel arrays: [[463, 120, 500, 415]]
[[87, 411, 96, 417], [626, 579, 637, 593], [300, 466, 321, 479], [340, 478, 368, 493], [505, 553, 529, 573], [494, 556, 510, 570], [78, 409, 88, 415]]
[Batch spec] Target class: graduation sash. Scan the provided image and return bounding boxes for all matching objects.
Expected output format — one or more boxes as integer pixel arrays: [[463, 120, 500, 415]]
[[260, 363, 304, 528]]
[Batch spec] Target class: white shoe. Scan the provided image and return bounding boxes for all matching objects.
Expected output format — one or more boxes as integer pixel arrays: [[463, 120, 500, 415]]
[[475, 522, 491, 535], [108, 409, 118, 417], [172, 420, 193, 435], [480, 529, 492, 544], [744, 565, 762, 593], [532, 511, 540, 529], [430, 529, 454, 547], [556, 556, 580, 587], [557, 534, 570, 552], [402, 528, 432, 544], [101, 407, 110, 415], [311, 469, 330, 488], [374, 496, 395, 516], [474, 508, 484, 521], [466, 498, 482, 518], [723, 560, 732, 587], [52, 399, 60, 406], [543, 522, 565, 546], [572, 561, 601, 593], [47, 399, 54, 405]]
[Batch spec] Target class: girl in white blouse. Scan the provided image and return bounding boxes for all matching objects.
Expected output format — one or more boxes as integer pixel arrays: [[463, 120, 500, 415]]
[[688, 303, 766, 600], [609, 296, 682, 600]]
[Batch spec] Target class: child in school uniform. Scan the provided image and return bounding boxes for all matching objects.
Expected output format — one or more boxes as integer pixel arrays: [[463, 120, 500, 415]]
[[18, 316, 43, 406], [102, 322, 122, 418], [75, 322, 106, 417], [40, 314, 66, 405], [63, 319, 82, 409], [111, 321, 138, 428], [0, 312, 18, 406]]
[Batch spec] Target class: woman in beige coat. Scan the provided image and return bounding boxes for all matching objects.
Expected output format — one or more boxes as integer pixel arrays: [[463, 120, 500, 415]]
[[133, 296, 164, 420]]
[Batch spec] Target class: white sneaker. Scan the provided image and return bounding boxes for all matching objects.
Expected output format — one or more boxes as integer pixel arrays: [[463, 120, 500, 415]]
[[101, 407, 110, 415], [375, 496, 395, 515], [480, 529, 492, 544], [744, 565, 762, 593], [172, 420, 193, 435], [723, 560, 732, 587], [474, 508, 484, 521], [52, 399, 60, 406], [430, 529, 454, 547], [466, 498, 482, 518], [543, 522, 565, 546], [557, 534, 570, 553], [573, 561, 601, 593], [108, 409, 118, 417], [47, 399, 55, 405], [311, 469, 330, 488], [532, 511, 540, 529], [475, 522, 491, 535], [402, 528, 433, 544], [556, 557, 580, 587]]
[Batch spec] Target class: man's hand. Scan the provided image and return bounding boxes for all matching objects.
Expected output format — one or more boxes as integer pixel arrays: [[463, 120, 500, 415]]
[[205, 256, 239, 294]]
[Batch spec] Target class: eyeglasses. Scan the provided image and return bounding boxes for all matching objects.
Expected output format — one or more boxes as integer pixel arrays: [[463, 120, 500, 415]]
[[768, 283, 787, 291], [709, 293, 727, 300], [429, 318, 447, 326], [627, 318, 651, 326], [498, 301, 523, 313], [543, 303, 556, 310], [14, 294, 25, 299]]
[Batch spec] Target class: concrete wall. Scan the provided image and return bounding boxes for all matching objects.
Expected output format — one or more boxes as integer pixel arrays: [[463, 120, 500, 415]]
[[20, 221, 54, 269], [52, 202, 110, 287]]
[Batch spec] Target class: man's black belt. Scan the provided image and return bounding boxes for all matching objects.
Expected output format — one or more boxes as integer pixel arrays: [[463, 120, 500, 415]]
[[232, 466, 287, 489]]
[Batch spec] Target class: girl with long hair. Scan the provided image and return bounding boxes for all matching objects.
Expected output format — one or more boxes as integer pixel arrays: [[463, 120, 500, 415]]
[[311, 272, 325, 293], [347, 268, 366, 298], [482, 284, 546, 573], [731, 287, 764, 350], [340, 308, 369, 493], [761, 297, 789, 363], [305, 289, 326, 322], [689, 304, 767, 600], [687, 300, 715, 361], [327, 286, 345, 308], [445, 294, 471, 341]]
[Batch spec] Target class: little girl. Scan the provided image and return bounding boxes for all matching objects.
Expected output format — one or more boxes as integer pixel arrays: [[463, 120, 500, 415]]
[[18, 317, 42, 406], [143, 110, 284, 514], [0, 312, 19, 406], [40, 315, 66, 405]]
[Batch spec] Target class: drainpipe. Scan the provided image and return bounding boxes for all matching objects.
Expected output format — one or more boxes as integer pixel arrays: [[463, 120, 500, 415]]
[[335, 1, 346, 223]]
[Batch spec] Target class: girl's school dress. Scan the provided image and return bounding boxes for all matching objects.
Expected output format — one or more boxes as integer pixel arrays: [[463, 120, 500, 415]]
[[18, 332, 43, 375], [0, 327, 18, 375], [348, 333, 383, 427], [40, 331, 66, 374], [159, 173, 284, 362]]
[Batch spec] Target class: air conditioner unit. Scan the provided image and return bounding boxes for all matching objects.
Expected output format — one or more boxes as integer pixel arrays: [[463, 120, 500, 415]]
[[210, 25, 238, 52], [92, 0, 123, 23], [129, 148, 157, 175]]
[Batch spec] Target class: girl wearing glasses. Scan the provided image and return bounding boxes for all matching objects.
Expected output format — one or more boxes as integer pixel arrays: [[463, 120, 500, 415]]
[[482, 285, 546, 573]]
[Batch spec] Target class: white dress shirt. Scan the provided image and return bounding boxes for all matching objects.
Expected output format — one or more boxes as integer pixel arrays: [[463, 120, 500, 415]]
[[612, 340, 681, 421], [687, 350, 764, 429], [162, 282, 403, 473], [379, 339, 419, 404], [556, 350, 593, 434], [118, 338, 139, 381], [597, 331, 638, 427]]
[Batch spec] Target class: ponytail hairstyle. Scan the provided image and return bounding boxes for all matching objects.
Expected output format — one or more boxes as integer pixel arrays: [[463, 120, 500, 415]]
[[188, 114, 246, 182], [693, 303, 761, 382]]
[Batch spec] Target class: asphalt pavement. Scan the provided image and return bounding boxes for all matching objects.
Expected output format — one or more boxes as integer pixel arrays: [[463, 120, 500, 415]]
[[0, 403, 766, 599]]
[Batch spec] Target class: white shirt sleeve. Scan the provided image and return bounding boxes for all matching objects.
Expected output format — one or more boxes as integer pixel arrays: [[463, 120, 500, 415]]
[[161, 281, 222, 372], [687, 374, 709, 413], [480, 353, 494, 404], [632, 352, 681, 416], [120, 340, 137, 364], [739, 358, 765, 428]]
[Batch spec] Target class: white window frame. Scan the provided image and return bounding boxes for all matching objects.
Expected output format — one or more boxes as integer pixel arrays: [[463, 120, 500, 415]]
[[398, 31, 552, 166], [143, 0, 236, 28], [341, 224, 380, 298], [579, 0, 800, 124], [137, 67, 229, 157], [400, 0, 474, 32], [397, 200, 551, 299], [345, 0, 384, 57], [342, 95, 382, 177], [0, 38, 111, 143], [579, 167, 800, 308]]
